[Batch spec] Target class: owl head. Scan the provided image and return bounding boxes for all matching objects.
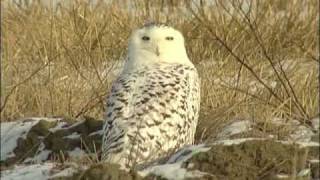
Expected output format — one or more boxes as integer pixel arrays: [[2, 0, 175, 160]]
[[126, 23, 191, 68]]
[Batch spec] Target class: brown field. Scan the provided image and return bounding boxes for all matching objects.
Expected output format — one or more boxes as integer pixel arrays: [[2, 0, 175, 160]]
[[1, 0, 318, 141]]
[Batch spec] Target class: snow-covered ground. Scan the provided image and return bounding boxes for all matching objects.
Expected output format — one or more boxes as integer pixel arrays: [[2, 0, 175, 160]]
[[215, 120, 252, 140], [4, 138, 318, 180], [1, 163, 78, 180], [1, 117, 63, 161], [139, 145, 212, 180], [0, 117, 319, 180], [1, 120, 39, 161]]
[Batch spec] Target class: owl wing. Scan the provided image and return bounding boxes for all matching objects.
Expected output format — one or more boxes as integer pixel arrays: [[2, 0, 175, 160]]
[[101, 72, 136, 159], [101, 64, 200, 163], [186, 65, 200, 144]]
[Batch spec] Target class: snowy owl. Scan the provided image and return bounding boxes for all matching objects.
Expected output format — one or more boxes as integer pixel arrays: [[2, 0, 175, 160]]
[[101, 23, 200, 169]]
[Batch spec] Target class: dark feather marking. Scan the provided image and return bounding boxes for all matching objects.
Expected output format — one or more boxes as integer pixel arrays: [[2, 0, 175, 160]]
[[154, 119, 162, 125], [159, 102, 165, 107], [167, 122, 174, 127], [147, 133, 155, 140], [113, 106, 123, 111], [107, 102, 115, 107], [141, 97, 150, 104], [162, 113, 171, 119], [159, 128, 166, 133], [156, 140, 162, 147], [170, 109, 177, 113], [140, 146, 148, 152], [137, 124, 146, 129], [107, 112, 112, 118], [111, 147, 123, 154]]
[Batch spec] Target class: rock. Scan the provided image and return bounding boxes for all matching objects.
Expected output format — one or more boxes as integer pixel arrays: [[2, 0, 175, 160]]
[[1, 117, 103, 167], [139, 139, 319, 180]]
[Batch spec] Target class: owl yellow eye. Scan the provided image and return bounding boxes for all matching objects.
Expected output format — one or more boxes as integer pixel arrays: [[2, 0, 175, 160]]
[[165, 36, 174, 41], [142, 36, 150, 41]]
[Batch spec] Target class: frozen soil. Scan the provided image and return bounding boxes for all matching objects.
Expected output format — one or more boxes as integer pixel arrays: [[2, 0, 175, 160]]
[[186, 139, 319, 180], [1, 117, 319, 180]]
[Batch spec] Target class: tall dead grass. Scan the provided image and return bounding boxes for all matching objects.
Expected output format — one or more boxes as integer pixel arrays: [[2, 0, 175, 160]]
[[1, 0, 318, 139]]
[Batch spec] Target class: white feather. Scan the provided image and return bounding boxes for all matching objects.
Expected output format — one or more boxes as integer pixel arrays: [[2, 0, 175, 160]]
[[101, 25, 200, 169]]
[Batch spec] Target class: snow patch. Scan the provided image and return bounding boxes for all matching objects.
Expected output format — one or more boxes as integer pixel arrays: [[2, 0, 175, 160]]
[[64, 120, 84, 129], [289, 125, 315, 142], [213, 137, 319, 147], [18, 117, 61, 122], [1, 117, 62, 161], [275, 174, 290, 179], [167, 144, 211, 163], [50, 166, 78, 178], [1, 163, 54, 180], [63, 132, 81, 139], [1, 163, 77, 180], [49, 121, 68, 132], [216, 120, 252, 140], [24, 143, 52, 163], [297, 168, 310, 176], [24, 143, 51, 163], [68, 147, 86, 158], [277, 140, 320, 147], [311, 117, 319, 130], [139, 145, 211, 180], [213, 138, 266, 146], [89, 129, 104, 136], [269, 118, 317, 143], [309, 159, 320, 163], [1, 119, 40, 160], [270, 118, 300, 126], [140, 163, 209, 180], [28, 150, 51, 163]]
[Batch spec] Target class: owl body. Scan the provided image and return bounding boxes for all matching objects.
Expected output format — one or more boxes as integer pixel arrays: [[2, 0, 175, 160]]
[[101, 24, 200, 168]]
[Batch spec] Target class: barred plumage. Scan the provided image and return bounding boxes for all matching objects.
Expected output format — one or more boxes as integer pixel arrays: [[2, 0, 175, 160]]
[[101, 24, 200, 169]]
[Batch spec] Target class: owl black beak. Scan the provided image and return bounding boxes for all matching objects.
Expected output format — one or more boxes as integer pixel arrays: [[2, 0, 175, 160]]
[[155, 46, 160, 56]]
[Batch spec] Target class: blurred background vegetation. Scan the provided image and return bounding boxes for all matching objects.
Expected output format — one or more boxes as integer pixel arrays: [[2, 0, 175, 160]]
[[1, 0, 318, 141]]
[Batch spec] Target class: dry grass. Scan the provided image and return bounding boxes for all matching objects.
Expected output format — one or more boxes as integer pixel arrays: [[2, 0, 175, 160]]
[[1, 0, 318, 140]]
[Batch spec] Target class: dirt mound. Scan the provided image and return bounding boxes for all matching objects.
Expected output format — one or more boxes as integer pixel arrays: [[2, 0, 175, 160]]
[[69, 163, 145, 180], [185, 139, 319, 179]]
